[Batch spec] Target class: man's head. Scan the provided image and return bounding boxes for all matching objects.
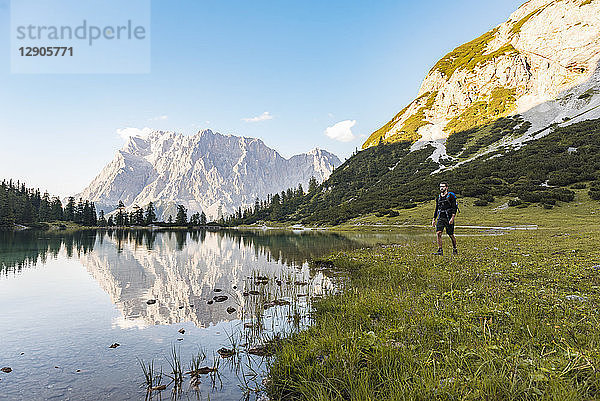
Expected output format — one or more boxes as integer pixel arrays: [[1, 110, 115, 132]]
[[439, 182, 448, 194]]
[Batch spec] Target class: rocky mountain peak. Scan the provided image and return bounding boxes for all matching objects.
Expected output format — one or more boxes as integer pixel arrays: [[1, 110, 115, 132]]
[[363, 0, 600, 152], [78, 129, 341, 220]]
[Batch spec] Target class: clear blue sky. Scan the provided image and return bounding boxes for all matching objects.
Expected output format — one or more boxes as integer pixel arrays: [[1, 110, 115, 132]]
[[0, 0, 525, 196]]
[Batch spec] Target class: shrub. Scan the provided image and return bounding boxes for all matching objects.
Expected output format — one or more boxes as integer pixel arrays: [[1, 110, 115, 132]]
[[508, 198, 522, 207], [571, 183, 587, 189], [473, 199, 489, 206]]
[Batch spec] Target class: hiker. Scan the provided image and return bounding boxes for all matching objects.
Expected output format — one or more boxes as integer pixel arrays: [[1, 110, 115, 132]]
[[431, 182, 458, 255]]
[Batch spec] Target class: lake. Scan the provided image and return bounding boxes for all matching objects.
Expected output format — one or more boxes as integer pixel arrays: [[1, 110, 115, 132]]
[[0, 228, 408, 400]]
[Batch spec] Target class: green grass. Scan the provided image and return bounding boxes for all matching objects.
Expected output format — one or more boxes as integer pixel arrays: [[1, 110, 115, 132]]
[[266, 194, 600, 399], [364, 92, 437, 148], [267, 210, 600, 399], [385, 91, 438, 143], [342, 188, 600, 230], [431, 29, 519, 80], [510, 8, 542, 36], [445, 87, 518, 136]]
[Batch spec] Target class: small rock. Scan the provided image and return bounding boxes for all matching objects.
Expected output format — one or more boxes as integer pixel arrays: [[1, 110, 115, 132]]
[[146, 299, 157, 305], [565, 295, 588, 302], [294, 281, 308, 286], [55, 366, 60, 369], [207, 300, 214, 305], [214, 288, 222, 292], [76, 369, 81, 373], [244, 322, 257, 329], [109, 343, 120, 348], [243, 291, 249, 296], [178, 306, 184, 309], [217, 347, 235, 358], [177, 338, 183, 341], [178, 328, 185, 334], [274, 299, 290, 306], [151, 384, 167, 391], [248, 344, 272, 357], [232, 285, 237, 289], [249, 290, 260, 296], [1, 367, 12, 373], [20, 353, 24, 356], [297, 294, 308, 297], [227, 307, 236, 314], [188, 366, 217, 375], [213, 295, 228, 302], [190, 304, 194, 308]]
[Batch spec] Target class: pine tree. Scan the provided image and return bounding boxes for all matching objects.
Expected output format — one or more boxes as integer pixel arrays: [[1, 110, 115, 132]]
[[98, 210, 107, 226], [90, 203, 98, 226], [200, 211, 207, 225], [39, 191, 51, 221], [64, 197, 75, 221], [115, 201, 125, 226], [75, 199, 85, 224], [50, 197, 63, 220], [145, 202, 156, 225], [168, 215, 173, 224], [175, 205, 187, 225], [308, 176, 318, 194], [107, 215, 114, 226]]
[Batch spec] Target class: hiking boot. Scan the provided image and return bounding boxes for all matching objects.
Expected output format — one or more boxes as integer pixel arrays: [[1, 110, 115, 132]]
[[432, 248, 443, 256], [452, 248, 458, 255]]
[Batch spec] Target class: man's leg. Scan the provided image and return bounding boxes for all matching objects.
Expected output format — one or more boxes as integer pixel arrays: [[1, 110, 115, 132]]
[[449, 234, 457, 249], [433, 230, 443, 254]]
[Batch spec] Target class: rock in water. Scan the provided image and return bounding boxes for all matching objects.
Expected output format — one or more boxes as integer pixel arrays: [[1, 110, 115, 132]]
[[213, 295, 228, 302], [109, 343, 120, 348], [226, 307, 236, 314], [1, 367, 12, 373], [217, 347, 236, 358], [146, 299, 156, 305], [178, 328, 185, 334]]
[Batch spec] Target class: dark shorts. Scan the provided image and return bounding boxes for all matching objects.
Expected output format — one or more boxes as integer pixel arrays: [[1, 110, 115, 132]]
[[436, 218, 455, 235]]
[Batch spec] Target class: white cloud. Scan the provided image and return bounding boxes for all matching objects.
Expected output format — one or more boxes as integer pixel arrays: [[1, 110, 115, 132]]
[[325, 120, 356, 142], [243, 111, 273, 123], [116, 127, 153, 141], [149, 114, 168, 121]]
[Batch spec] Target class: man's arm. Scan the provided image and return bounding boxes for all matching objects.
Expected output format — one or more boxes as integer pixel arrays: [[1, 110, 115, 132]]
[[449, 194, 457, 224]]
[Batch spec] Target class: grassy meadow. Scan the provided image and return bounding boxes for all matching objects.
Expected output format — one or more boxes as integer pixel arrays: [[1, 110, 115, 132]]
[[266, 192, 600, 400]]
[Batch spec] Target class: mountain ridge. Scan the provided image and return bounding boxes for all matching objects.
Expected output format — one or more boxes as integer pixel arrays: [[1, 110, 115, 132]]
[[363, 0, 600, 156], [77, 129, 341, 220]]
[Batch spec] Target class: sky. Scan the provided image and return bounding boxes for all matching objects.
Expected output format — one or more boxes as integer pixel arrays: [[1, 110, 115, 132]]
[[0, 0, 526, 197]]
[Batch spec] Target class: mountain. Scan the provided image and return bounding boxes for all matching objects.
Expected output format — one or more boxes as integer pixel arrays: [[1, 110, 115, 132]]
[[228, 0, 600, 226], [363, 0, 600, 164], [77, 129, 341, 220]]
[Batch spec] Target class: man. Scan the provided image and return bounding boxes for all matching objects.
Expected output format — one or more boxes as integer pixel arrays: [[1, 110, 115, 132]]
[[431, 182, 458, 255]]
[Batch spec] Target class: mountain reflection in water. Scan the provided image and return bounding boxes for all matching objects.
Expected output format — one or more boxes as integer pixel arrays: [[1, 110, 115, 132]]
[[0, 229, 393, 328]]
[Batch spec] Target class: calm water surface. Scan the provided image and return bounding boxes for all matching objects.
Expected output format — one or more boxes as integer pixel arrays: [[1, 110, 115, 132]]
[[0, 229, 407, 401]]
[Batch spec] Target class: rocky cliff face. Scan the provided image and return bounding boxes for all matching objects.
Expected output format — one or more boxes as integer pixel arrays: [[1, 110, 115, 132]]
[[77, 129, 341, 219], [363, 0, 600, 153]]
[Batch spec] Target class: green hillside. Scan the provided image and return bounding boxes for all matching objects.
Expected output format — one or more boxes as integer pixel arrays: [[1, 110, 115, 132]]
[[228, 118, 600, 226]]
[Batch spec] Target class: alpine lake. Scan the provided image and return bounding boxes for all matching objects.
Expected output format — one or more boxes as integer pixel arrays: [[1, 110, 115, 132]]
[[0, 228, 417, 400]]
